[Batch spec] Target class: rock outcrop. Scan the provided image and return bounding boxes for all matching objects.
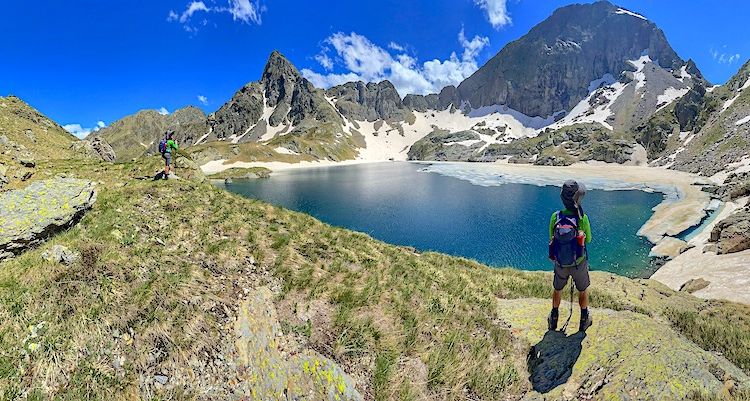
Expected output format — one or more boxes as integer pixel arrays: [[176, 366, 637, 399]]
[[500, 298, 749, 400], [670, 59, 750, 175], [0, 178, 96, 260], [407, 129, 484, 161], [231, 287, 362, 400], [70, 137, 117, 162], [710, 207, 750, 254]]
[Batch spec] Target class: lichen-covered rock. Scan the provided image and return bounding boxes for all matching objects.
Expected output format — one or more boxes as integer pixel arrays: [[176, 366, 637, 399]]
[[498, 299, 750, 400], [0, 178, 96, 260], [232, 287, 363, 401]]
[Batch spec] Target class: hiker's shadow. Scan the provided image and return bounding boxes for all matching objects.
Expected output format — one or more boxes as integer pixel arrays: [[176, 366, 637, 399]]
[[527, 330, 586, 393]]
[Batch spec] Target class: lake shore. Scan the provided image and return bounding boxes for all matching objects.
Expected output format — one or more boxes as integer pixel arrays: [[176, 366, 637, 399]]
[[201, 158, 750, 304]]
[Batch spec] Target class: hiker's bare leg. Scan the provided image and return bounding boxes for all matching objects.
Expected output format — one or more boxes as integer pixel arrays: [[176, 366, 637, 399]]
[[578, 289, 589, 309], [552, 289, 562, 308]]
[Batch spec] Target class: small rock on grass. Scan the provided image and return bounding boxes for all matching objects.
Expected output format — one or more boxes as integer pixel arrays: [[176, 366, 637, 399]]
[[154, 374, 168, 385], [42, 245, 79, 266]]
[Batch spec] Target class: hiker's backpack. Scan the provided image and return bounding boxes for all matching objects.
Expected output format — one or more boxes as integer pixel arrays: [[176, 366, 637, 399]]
[[158, 138, 168, 154], [551, 212, 584, 268]]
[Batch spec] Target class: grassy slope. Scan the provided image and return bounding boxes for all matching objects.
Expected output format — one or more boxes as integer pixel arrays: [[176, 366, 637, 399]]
[[0, 96, 78, 161], [0, 160, 749, 400]]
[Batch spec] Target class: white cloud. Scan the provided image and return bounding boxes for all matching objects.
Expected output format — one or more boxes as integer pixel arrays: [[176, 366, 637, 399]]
[[315, 52, 334, 71], [64, 121, 106, 139], [168, 0, 263, 31], [301, 30, 490, 96], [711, 46, 741, 64], [158, 107, 170, 115], [225, 0, 263, 24], [474, 0, 511, 29], [197, 95, 209, 105], [388, 42, 405, 52]]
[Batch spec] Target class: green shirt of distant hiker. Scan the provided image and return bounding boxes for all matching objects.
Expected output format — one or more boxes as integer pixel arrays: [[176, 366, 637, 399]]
[[166, 139, 178, 153], [161, 132, 178, 179]]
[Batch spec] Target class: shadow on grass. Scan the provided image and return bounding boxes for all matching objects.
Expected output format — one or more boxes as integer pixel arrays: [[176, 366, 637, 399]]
[[527, 330, 586, 393]]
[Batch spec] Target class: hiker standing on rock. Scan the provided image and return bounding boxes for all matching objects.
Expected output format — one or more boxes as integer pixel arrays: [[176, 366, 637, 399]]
[[548, 180, 593, 332], [159, 131, 178, 179]]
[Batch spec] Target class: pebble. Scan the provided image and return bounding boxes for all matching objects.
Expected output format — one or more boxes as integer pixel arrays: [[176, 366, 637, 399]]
[[154, 374, 168, 385]]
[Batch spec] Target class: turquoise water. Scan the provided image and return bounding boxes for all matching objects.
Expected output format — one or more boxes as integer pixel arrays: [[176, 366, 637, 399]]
[[221, 162, 664, 278]]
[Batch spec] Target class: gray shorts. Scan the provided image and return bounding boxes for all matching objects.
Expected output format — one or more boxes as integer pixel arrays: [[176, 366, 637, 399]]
[[163, 152, 172, 166], [553, 260, 590, 292]]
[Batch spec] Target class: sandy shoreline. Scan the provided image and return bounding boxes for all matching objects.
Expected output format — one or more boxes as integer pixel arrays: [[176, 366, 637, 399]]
[[202, 159, 750, 304]]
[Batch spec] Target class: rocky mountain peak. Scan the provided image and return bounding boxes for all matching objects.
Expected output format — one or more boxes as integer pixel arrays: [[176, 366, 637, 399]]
[[262, 50, 302, 108], [456, 1, 684, 118]]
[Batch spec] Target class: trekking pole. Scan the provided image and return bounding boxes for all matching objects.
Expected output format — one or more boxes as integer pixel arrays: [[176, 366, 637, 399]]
[[560, 276, 574, 332]]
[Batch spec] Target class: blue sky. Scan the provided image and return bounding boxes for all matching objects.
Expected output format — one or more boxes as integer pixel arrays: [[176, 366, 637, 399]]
[[1, 1, 748, 137]]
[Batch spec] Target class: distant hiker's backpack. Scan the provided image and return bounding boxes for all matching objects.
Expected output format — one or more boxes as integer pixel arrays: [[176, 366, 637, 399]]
[[158, 138, 168, 154], [550, 212, 584, 268]]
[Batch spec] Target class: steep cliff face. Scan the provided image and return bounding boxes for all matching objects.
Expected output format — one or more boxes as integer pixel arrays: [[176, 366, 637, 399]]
[[670, 60, 750, 175], [456, 1, 685, 119], [326, 80, 409, 121]]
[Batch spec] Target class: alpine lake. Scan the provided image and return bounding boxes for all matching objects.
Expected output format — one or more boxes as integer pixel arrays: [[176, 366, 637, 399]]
[[220, 162, 664, 278]]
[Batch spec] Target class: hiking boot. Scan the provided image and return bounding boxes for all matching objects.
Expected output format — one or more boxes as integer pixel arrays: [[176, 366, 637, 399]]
[[579, 311, 592, 332], [548, 309, 559, 331]]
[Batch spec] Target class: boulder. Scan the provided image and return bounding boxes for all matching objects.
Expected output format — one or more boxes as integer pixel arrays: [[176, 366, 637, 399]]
[[709, 207, 750, 254], [71, 137, 117, 162], [173, 155, 206, 183], [0, 178, 97, 261], [679, 278, 710, 294], [42, 245, 79, 266]]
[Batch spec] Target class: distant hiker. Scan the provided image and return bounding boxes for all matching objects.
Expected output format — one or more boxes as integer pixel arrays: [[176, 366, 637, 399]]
[[548, 180, 592, 332], [159, 131, 178, 179]]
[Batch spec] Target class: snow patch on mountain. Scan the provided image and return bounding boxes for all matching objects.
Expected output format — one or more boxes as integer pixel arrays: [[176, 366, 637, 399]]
[[547, 80, 627, 130], [274, 146, 299, 155], [677, 66, 691, 82], [736, 115, 750, 126], [629, 55, 652, 91], [656, 87, 690, 111], [588, 74, 617, 92], [466, 104, 562, 130], [615, 8, 647, 20]]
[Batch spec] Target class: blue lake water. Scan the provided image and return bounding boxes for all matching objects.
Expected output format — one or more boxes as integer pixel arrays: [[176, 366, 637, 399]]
[[221, 162, 664, 278]]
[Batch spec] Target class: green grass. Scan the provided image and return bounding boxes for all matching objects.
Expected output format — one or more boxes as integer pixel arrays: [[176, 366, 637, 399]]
[[0, 160, 749, 400]]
